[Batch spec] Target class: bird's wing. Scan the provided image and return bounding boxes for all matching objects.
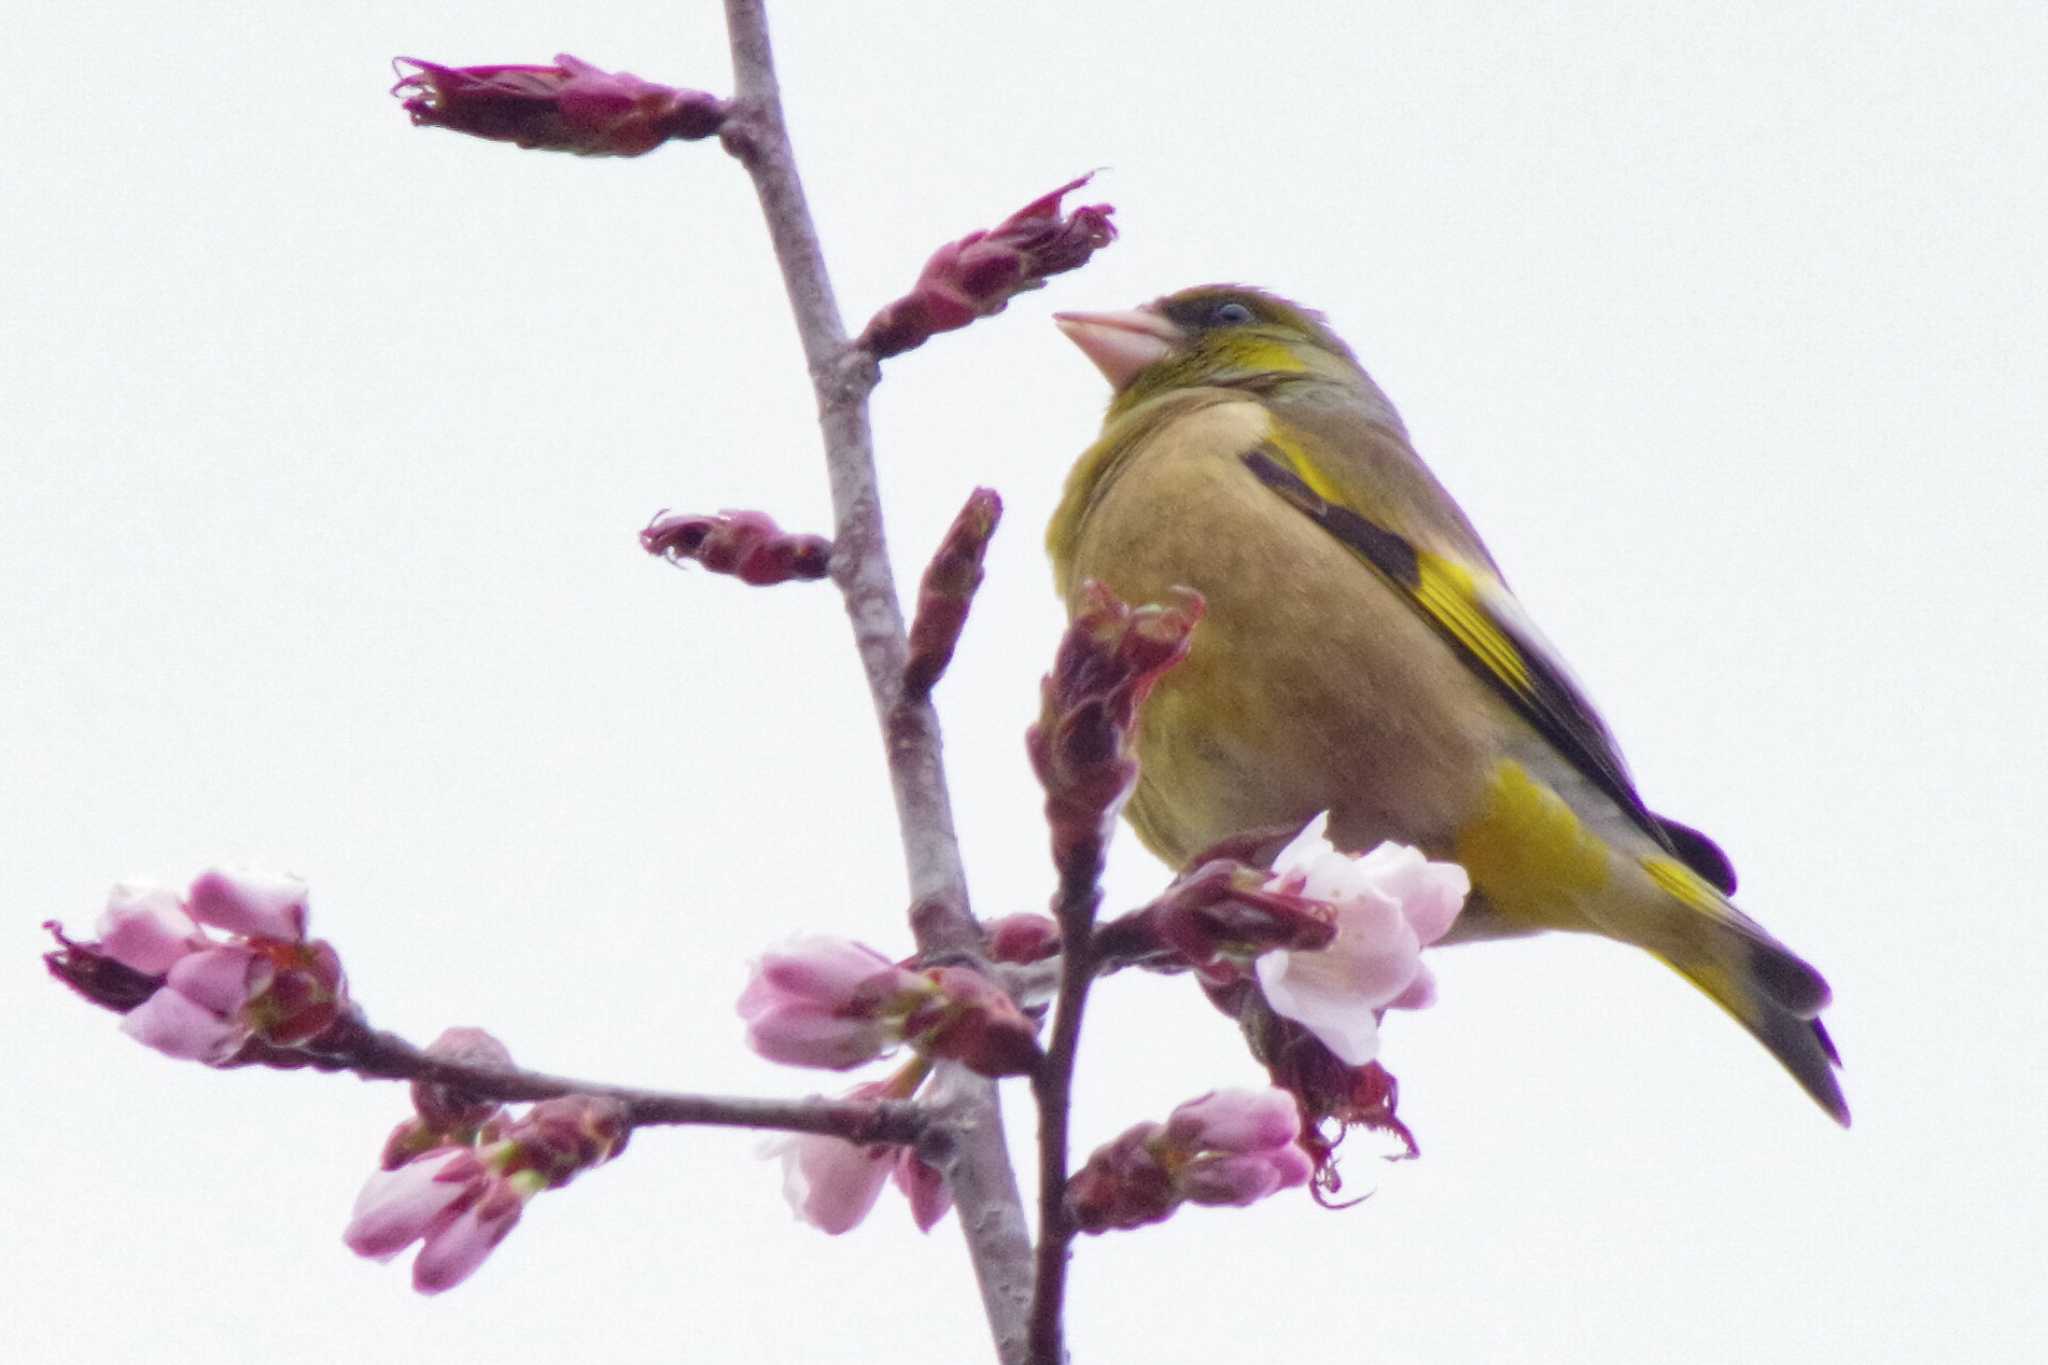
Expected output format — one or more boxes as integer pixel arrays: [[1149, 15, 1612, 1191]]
[[1240, 437, 1735, 890]]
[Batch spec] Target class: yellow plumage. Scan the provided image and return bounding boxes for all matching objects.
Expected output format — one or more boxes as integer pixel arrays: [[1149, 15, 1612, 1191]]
[[1049, 285, 1847, 1124]]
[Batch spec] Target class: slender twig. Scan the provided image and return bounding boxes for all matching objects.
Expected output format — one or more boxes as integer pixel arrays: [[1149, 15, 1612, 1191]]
[[281, 1021, 930, 1139], [1027, 885, 1104, 1365], [717, 4, 1032, 1359]]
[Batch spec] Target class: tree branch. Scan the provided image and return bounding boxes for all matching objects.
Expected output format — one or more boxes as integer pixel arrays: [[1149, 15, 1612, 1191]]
[[717, 4, 1032, 1359], [282, 1019, 929, 1140]]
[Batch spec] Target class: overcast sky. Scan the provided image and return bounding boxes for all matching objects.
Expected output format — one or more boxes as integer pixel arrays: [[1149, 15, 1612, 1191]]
[[9, 3, 2045, 1362]]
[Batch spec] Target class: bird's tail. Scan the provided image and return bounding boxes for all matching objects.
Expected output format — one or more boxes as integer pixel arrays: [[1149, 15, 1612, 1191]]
[[1613, 855, 1850, 1126]]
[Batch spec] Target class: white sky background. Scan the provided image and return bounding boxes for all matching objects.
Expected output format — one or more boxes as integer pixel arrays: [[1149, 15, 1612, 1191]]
[[8, 2, 2045, 1361]]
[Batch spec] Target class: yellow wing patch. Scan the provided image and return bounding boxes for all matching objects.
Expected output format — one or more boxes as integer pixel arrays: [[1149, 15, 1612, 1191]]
[[1413, 554, 1533, 693], [1454, 760, 1611, 927]]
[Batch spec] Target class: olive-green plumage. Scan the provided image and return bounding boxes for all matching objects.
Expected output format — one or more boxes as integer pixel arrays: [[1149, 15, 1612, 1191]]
[[1049, 285, 1847, 1124]]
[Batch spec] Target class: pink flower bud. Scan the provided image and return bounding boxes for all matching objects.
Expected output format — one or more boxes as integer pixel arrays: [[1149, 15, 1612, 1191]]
[[392, 54, 727, 158], [738, 937, 926, 1070], [1163, 1088, 1313, 1208], [410, 1177, 528, 1294], [95, 882, 203, 975], [412, 1027, 515, 1135], [1069, 1088, 1311, 1232], [345, 1149, 482, 1261], [903, 488, 1002, 699], [984, 913, 1061, 964], [1164, 1088, 1303, 1154], [187, 867, 308, 941], [1175, 1148, 1315, 1207]]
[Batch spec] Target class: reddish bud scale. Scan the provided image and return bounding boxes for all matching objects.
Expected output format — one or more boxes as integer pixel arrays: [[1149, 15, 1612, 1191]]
[[501, 1096, 630, 1189], [904, 966, 1043, 1077], [393, 54, 728, 158], [1066, 1123, 1176, 1234], [1028, 583, 1203, 887], [1102, 861, 1337, 981], [41, 922, 163, 1014], [857, 175, 1118, 359], [903, 488, 1003, 699], [641, 509, 831, 586], [243, 937, 348, 1046], [413, 1027, 516, 1135]]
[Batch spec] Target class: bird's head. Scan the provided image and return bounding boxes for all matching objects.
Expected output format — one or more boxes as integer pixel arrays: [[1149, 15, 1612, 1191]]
[[1055, 285, 1361, 412]]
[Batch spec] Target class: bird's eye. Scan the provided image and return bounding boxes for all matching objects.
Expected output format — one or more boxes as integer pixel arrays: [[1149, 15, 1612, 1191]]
[[1210, 302, 1255, 326]]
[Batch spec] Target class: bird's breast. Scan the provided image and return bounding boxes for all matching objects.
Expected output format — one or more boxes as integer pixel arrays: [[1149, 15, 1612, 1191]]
[[1056, 398, 1503, 869]]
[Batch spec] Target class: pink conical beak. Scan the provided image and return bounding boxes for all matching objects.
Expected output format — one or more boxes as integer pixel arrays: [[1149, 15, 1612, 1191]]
[[1053, 307, 1186, 390]]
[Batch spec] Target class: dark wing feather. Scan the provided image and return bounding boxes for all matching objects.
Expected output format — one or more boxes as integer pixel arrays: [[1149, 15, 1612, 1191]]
[[1241, 443, 1729, 881]]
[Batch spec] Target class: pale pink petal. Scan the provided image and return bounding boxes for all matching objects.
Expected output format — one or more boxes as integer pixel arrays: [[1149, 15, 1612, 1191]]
[[187, 867, 309, 941], [344, 1152, 475, 1261], [751, 937, 900, 1002], [743, 1003, 893, 1070], [1177, 1152, 1291, 1207], [771, 1132, 893, 1235], [1386, 961, 1437, 1011], [164, 945, 261, 1015], [1350, 844, 1469, 945], [1255, 949, 1385, 1065], [96, 882, 203, 974], [119, 988, 241, 1061], [412, 1181, 524, 1294], [1164, 1088, 1301, 1154], [892, 1150, 953, 1233]]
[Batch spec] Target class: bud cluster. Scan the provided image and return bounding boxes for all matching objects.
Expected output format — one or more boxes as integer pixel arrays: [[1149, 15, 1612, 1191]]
[[348, 1029, 628, 1294], [46, 871, 347, 1064]]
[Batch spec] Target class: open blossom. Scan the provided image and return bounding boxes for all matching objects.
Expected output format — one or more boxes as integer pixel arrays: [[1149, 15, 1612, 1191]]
[[765, 1080, 952, 1236], [1253, 816, 1468, 1066], [769, 1129, 895, 1235]]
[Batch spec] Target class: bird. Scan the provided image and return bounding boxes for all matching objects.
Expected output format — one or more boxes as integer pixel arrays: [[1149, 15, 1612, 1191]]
[[1048, 285, 1847, 1125]]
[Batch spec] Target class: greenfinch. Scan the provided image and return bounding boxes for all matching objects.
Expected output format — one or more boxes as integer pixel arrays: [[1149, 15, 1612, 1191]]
[[1049, 285, 1847, 1125]]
